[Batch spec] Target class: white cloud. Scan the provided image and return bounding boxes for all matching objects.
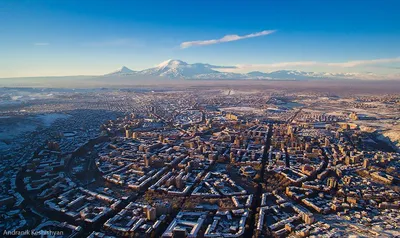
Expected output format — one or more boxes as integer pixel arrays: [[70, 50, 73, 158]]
[[326, 57, 400, 67], [34, 42, 49, 46], [236, 61, 319, 69], [180, 30, 276, 49], [235, 57, 400, 70]]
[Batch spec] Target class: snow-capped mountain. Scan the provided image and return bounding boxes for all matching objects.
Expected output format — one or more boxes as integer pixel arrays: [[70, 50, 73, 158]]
[[138, 59, 223, 78], [107, 59, 249, 79], [106, 59, 383, 80]]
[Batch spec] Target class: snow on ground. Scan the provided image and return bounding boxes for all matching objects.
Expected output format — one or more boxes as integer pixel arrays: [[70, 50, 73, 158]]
[[0, 123, 36, 140], [326, 111, 348, 116], [35, 113, 70, 127], [0, 141, 9, 150], [317, 214, 400, 237], [0, 113, 70, 141], [220, 90, 260, 95], [383, 124, 400, 150], [352, 120, 400, 151], [219, 107, 265, 114]]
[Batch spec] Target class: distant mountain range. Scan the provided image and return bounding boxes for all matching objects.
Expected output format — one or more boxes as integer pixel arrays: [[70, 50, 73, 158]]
[[105, 59, 384, 80]]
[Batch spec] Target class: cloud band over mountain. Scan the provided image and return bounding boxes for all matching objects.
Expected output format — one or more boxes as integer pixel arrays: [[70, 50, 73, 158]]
[[235, 57, 400, 70], [180, 30, 276, 49]]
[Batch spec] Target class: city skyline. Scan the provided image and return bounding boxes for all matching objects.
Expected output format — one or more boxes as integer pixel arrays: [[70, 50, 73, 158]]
[[1, 0, 400, 78]]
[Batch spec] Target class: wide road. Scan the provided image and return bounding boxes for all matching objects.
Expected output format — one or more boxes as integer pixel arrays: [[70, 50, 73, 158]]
[[245, 123, 273, 238]]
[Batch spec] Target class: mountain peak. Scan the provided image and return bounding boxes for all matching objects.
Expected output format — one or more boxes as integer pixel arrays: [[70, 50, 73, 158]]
[[107, 66, 135, 75], [157, 59, 187, 69], [119, 66, 132, 71]]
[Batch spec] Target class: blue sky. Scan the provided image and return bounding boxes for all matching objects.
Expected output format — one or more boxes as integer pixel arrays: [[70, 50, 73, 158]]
[[0, 0, 399, 78]]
